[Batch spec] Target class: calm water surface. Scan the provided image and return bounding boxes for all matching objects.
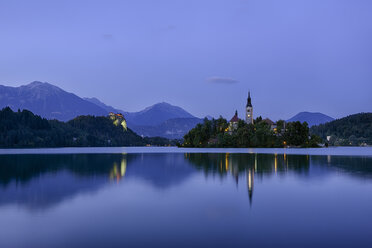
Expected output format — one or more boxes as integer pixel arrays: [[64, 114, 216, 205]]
[[0, 148, 372, 247]]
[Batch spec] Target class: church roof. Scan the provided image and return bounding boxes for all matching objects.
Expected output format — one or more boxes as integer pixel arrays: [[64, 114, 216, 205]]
[[230, 111, 239, 123], [263, 118, 275, 125]]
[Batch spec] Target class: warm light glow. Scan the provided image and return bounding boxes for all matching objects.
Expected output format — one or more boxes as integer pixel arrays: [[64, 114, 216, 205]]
[[109, 113, 128, 131], [255, 154, 257, 171], [121, 158, 127, 177], [121, 120, 127, 131], [225, 153, 229, 171], [248, 170, 252, 190]]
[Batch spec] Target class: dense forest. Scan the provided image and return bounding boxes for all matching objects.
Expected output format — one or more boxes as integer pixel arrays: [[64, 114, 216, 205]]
[[181, 117, 321, 148], [310, 113, 372, 146], [0, 107, 173, 148]]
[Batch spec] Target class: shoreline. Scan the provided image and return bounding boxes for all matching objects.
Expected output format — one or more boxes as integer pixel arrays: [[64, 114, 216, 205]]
[[0, 146, 371, 156]]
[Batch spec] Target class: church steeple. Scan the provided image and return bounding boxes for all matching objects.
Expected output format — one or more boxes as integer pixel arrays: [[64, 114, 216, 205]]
[[246, 91, 252, 107], [245, 91, 253, 124]]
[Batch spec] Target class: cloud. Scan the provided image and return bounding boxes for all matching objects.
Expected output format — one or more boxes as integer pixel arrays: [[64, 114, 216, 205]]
[[166, 25, 176, 30], [102, 34, 114, 40], [206, 77, 238, 84], [158, 25, 176, 33]]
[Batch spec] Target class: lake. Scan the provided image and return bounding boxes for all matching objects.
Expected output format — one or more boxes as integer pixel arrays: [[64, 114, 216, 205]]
[[0, 147, 372, 247]]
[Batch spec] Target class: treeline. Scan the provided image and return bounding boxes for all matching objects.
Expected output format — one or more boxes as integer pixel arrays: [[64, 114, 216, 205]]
[[181, 117, 321, 148], [0, 107, 174, 148], [310, 113, 372, 146]]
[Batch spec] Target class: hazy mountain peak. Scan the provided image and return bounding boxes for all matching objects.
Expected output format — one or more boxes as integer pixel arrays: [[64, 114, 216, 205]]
[[22, 81, 63, 94], [28, 81, 45, 86], [287, 112, 334, 127], [124, 102, 195, 126], [140, 102, 193, 116], [27, 81, 55, 88], [0, 82, 108, 121], [142, 102, 172, 111]]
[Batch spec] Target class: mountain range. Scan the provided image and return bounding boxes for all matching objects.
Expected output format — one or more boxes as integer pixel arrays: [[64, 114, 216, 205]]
[[0, 81, 202, 138], [0, 82, 107, 121], [83, 97, 203, 138], [0, 81, 334, 138]]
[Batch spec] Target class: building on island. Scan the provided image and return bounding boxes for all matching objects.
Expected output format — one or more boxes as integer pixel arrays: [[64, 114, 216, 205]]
[[228, 91, 254, 133], [246, 91, 253, 124], [227, 91, 281, 135], [228, 110, 239, 133], [262, 118, 277, 131]]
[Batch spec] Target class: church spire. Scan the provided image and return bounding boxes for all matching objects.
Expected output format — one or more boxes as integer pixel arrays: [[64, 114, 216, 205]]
[[245, 91, 253, 124], [246, 91, 252, 107]]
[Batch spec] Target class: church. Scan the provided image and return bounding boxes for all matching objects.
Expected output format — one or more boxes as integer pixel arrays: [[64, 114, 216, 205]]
[[228, 91, 254, 133], [228, 91, 277, 133]]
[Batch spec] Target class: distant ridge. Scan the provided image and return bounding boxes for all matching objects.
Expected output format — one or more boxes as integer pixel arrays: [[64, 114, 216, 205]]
[[84, 97, 200, 138], [132, 117, 203, 139], [84, 98, 200, 137], [84, 97, 119, 114], [287, 112, 334, 127]]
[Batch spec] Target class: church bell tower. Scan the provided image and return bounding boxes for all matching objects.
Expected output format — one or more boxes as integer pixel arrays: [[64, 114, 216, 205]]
[[246, 91, 253, 124]]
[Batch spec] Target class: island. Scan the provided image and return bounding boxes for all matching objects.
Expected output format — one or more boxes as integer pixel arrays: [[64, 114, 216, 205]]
[[180, 92, 321, 148]]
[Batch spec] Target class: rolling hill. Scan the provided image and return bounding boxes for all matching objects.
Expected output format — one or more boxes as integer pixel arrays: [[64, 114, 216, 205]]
[[287, 112, 334, 127], [310, 113, 372, 145]]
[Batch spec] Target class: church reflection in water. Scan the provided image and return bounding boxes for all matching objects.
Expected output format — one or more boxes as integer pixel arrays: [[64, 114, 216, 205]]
[[185, 153, 311, 205]]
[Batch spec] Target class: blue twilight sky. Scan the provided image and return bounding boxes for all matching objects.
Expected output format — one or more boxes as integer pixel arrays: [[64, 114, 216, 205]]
[[0, 0, 371, 120]]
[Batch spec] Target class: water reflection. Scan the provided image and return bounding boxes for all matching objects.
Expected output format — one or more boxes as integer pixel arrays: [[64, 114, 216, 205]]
[[0, 153, 371, 210], [0, 153, 195, 210], [0, 154, 130, 210], [109, 157, 127, 183], [1, 152, 372, 248], [186, 153, 311, 205]]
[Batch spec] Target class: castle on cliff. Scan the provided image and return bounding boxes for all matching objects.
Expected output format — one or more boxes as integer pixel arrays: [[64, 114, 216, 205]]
[[109, 112, 127, 131]]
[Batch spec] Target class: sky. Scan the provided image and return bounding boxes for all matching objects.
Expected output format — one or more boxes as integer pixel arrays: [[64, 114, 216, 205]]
[[0, 0, 371, 120]]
